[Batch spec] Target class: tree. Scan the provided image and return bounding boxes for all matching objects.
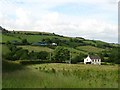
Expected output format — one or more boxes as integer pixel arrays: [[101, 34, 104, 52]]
[[13, 49, 29, 60], [38, 51, 49, 60], [109, 47, 119, 64], [22, 39, 29, 45], [19, 50, 29, 60], [29, 51, 38, 60], [53, 46, 70, 62], [71, 53, 87, 64]]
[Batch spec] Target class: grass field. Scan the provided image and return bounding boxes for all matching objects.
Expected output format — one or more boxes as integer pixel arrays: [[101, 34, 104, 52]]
[[18, 45, 87, 58], [2, 34, 21, 43], [76, 46, 104, 53], [2, 60, 118, 88], [11, 33, 69, 43], [1, 44, 10, 55], [18, 45, 53, 52]]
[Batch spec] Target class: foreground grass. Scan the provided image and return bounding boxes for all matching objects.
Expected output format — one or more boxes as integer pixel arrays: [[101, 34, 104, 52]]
[[2, 61, 118, 88]]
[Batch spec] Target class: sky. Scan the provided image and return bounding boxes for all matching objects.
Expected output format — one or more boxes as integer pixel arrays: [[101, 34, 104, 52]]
[[0, 0, 119, 43]]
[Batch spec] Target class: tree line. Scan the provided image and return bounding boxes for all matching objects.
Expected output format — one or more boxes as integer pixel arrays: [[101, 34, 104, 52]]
[[3, 41, 119, 64]]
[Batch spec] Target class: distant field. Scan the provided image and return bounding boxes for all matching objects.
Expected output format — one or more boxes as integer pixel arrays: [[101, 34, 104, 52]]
[[18, 45, 53, 52], [1, 33, 69, 43], [76, 46, 104, 53], [2, 61, 118, 88], [64, 47, 87, 58], [1, 44, 10, 55], [18, 45, 87, 58], [2, 34, 21, 43], [11, 34, 69, 43]]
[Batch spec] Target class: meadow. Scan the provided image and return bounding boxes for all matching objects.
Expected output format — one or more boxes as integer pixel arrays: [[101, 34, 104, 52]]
[[18, 45, 53, 52], [2, 60, 118, 88], [76, 46, 104, 53]]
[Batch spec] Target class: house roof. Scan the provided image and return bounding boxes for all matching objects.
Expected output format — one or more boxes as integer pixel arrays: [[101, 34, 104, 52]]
[[89, 55, 101, 59]]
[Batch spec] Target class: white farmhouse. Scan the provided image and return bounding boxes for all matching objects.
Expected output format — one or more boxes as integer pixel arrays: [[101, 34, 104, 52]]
[[84, 55, 101, 65], [51, 43, 57, 46]]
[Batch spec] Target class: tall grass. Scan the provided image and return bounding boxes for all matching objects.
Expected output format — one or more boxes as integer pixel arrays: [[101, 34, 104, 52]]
[[2, 62, 118, 88]]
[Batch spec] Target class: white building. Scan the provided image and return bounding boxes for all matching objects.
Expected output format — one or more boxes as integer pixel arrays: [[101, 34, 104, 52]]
[[84, 55, 101, 65], [51, 43, 57, 46]]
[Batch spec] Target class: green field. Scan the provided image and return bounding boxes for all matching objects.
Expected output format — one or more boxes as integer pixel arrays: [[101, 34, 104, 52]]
[[76, 46, 104, 53], [11, 33, 69, 43], [2, 60, 118, 88], [18, 45, 53, 52], [1, 44, 10, 55], [1, 34, 21, 43]]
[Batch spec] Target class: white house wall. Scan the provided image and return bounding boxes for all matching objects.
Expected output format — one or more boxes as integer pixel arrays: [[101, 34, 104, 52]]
[[84, 56, 92, 64], [84, 56, 101, 65]]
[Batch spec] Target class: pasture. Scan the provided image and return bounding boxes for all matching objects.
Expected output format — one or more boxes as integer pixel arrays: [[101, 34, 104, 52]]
[[2, 61, 118, 88], [76, 46, 104, 53], [1, 34, 21, 43], [18, 45, 53, 52]]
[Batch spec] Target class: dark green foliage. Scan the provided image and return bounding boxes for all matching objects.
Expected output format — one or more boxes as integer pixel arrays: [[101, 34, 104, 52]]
[[109, 47, 120, 64], [22, 39, 29, 45], [42, 38, 52, 43], [29, 51, 49, 60], [29, 51, 38, 60], [71, 53, 87, 64], [4, 43, 29, 60], [38, 51, 49, 60], [54, 46, 70, 62], [4, 42, 49, 61]]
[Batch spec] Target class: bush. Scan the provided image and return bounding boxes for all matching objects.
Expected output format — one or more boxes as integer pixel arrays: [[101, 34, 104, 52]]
[[38, 51, 49, 60], [53, 46, 70, 62], [71, 53, 87, 64], [22, 39, 29, 45]]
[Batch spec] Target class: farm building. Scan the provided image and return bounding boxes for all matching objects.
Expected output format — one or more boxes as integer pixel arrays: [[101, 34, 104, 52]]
[[84, 55, 101, 65], [51, 43, 57, 46]]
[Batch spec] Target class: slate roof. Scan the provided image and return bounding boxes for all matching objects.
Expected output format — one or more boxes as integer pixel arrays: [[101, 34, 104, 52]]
[[89, 55, 101, 59]]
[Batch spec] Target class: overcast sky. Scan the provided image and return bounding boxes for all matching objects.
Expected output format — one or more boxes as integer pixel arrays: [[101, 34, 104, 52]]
[[0, 0, 119, 43]]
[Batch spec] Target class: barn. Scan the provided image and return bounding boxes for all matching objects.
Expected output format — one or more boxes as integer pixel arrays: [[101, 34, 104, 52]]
[[84, 55, 101, 65]]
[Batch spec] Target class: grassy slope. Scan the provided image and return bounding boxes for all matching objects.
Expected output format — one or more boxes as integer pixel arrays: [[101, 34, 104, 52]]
[[1, 44, 10, 55], [1, 32, 106, 58], [18, 45, 53, 52], [2, 34, 21, 43], [18, 45, 87, 58], [76, 46, 104, 53], [2, 62, 118, 88], [12, 33, 69, 43]]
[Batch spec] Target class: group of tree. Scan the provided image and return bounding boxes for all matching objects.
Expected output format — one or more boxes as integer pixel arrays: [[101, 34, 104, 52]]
[[53, 46, 70, 62], [4, 41, 119, 64], [109, 47, 120, 64], [71, 53, 87, 64], [4, 43, 87, 63], [4, 43, 49, 61]]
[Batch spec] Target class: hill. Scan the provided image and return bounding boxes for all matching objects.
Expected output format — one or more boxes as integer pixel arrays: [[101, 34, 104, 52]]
[[0, 26, 9, 33], [1, 26, 118, 63]]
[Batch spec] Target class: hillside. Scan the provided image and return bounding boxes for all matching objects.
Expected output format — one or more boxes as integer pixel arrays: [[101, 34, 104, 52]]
[[0, 26, 9, 33], [1, 26, 119, 88], [1, 28, 115, 48], [1, 26, 118, 62]]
